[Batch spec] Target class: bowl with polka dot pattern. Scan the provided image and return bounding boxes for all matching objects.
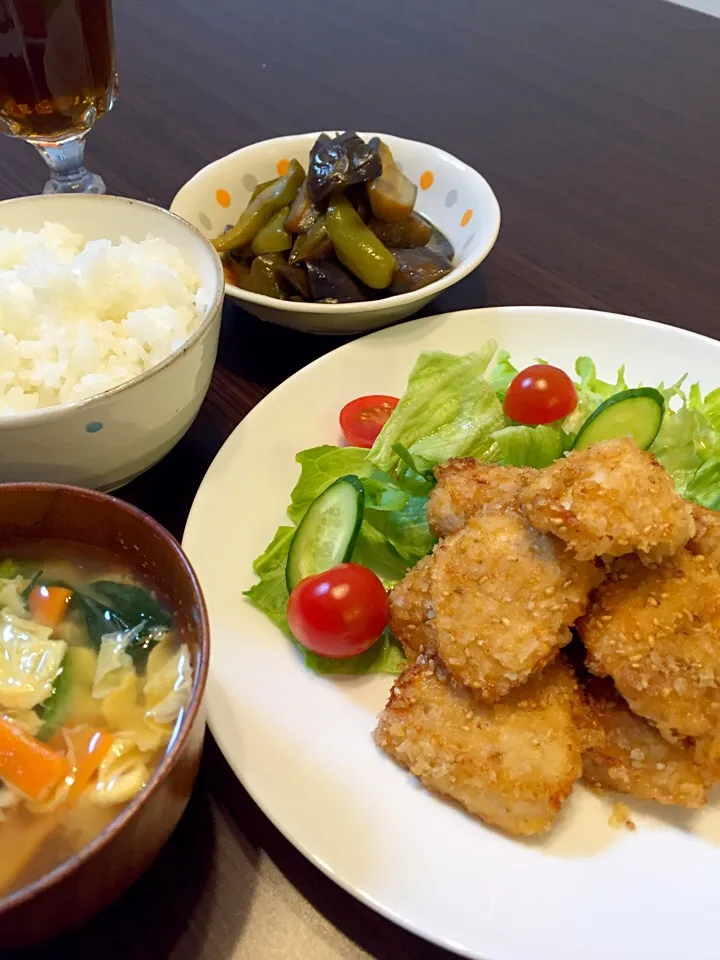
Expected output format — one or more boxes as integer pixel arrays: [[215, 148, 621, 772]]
[[0, 194, 224, 490], [170, 133, 501, 335]]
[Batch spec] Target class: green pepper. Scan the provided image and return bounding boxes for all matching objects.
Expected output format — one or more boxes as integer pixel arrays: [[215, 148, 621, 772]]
[[252, 206, 293, 255], [326, 195, 396, 289], [212, 159, 305, 253], [0, 559, 17, 579], [288, 216, 333, 264], [234, 254, 288, 299], [249, 177, 279, 203]]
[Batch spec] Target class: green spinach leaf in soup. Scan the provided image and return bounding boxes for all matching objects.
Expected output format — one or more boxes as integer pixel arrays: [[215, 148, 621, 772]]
[[67, 581, 172, 669], [88, 581, 171, 630], [71, 592, 127, 648]]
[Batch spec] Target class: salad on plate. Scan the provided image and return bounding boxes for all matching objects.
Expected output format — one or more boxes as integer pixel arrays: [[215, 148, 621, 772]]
[[246, 338, 720, 675]]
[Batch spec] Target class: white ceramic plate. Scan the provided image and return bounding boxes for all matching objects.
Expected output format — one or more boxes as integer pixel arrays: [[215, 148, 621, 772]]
[[183, 307, 720, 960]]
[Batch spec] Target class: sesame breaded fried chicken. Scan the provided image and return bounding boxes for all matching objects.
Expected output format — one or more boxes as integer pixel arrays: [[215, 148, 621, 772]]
[[581, 675, 712, 808], [688, 504, 720, 568], [578, 551, 720, 746], [426, 459, 533, 537], [520, 438, 695, 563], [388, 555, 436, 662], [375, 657, 586, 837], [430, 507, 602, 702]]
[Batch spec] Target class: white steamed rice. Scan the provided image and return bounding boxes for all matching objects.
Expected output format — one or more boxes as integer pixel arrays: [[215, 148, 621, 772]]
[[0, 222, 210, 415]]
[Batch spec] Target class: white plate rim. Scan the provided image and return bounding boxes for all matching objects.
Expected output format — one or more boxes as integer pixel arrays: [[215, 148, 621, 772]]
[[183, 306, 720, 960]]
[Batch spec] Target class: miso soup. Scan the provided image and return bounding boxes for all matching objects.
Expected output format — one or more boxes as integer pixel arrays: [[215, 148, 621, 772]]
[[0, 543, 193, 896]]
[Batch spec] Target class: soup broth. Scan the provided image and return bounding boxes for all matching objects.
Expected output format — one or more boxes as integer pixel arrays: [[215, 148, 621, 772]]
[[0, 542, 193, 896]]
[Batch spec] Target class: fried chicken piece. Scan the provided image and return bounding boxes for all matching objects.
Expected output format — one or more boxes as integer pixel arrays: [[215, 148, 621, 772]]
[[579, 551, 720, 744], [688, 504, 720, 568], [430, 507, 602, 701], [388, 555, 436, 661], [426, 459, 533, 537], [581, 675, 711, 808], [520, 438, 695, 562], [375, 657, 586, 837]]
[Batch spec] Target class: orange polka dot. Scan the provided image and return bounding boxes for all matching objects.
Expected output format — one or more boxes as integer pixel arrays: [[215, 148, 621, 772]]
[[216, 188, 231, 208], [276, 158, 290, 176], [460, 209, 473, 227], [419, 170, 434, 190]]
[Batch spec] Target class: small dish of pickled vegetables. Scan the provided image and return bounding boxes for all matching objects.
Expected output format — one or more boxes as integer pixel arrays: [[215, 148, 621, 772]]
[[171, 131, 501, 334]]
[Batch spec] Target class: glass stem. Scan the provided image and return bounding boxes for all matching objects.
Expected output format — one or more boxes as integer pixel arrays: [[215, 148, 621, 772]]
[[33, 133, 106, 195]]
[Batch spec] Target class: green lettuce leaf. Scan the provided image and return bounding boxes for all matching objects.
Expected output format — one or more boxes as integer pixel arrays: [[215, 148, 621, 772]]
[[700, 387, 720, 434], [244, 526, 295, 634], [288, 446, 372, 523], [650, 379, 720, 493], [305, 629, 407, 675], [365, 493, 435, 565], [369, 342, 505, 473], [486, 349, 518, 399], [491, 424, 569, 469], [685, 458, 720, 510], [562, 357, 628, 435]]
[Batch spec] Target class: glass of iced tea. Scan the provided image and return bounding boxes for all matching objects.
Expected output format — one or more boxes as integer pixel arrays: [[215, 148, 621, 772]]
[[0, 0, 117, 194]]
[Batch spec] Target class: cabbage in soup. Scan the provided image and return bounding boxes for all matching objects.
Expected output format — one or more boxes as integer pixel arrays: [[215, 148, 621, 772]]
[[0, 546, 193, 896]]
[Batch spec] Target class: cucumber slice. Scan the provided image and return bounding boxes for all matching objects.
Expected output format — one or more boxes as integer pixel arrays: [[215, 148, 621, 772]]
[[573, 387, 664, 451], [286, 475, 364, 591]]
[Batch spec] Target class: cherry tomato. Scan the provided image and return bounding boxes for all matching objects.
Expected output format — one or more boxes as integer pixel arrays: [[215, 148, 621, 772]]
[[287, 563, 389, 658], [503, 364, 578, 425], [339, 395, 399, 448]]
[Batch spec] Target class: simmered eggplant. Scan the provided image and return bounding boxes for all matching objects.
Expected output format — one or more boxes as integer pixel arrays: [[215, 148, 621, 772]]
[[426, 225, 455, 261], [369, 212, 433, 249], [389, 248, 453, 294], [276, 261, 311, 299], [326, 195, 396, 289], [307, 131, 382, 205], [367, 139, 417, 223], [345, 184, 372, 223], [306, 260, 368, 303], [285, 180, 319, 233]]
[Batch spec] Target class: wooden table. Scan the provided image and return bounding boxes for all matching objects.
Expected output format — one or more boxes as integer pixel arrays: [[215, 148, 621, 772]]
[[6, 0, 720, 956]]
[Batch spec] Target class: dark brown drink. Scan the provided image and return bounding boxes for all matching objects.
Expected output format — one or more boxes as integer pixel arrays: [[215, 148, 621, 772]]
[[0, 0, 116, 141]]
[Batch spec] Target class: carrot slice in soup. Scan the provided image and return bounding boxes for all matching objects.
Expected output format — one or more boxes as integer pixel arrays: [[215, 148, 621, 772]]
[[0, 717, 71, 801], [28, 585, 73, 628], [64, 726, 114, 805]]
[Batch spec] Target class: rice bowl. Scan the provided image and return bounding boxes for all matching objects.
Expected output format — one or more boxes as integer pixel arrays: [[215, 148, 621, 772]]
[[0, 194, 224, 491], [0, 223, 211, 415]]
